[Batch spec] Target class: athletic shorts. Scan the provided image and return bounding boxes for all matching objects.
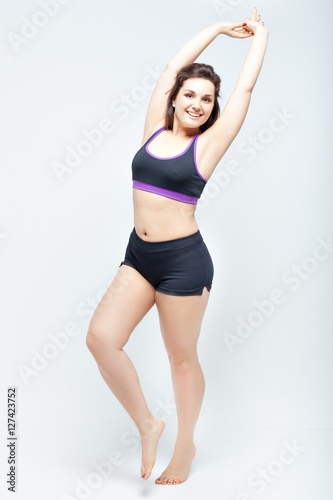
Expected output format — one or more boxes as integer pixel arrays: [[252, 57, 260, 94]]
[[119, 227, 214, 296]]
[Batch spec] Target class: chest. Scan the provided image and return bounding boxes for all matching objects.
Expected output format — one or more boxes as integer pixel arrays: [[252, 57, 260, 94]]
[[132, 146, 195, 183], [146, 133, 195, 158]]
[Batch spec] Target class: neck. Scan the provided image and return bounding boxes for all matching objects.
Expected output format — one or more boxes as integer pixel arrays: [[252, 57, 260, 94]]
[[171, 119, 200, 138]]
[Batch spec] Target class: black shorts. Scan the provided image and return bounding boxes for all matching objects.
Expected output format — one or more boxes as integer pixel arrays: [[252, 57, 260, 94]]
[[119, 227, 214, 296]]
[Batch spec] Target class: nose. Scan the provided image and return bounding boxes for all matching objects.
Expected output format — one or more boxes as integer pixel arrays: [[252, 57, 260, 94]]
[[191, 100, 201, 111]]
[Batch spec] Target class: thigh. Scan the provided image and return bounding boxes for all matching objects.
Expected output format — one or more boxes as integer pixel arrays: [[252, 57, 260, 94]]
[[154, 287, 211, 357], [87, 264, 156, 349]]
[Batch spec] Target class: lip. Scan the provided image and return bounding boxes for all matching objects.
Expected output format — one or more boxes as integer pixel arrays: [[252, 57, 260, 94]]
[[186, 110, 202, 118]]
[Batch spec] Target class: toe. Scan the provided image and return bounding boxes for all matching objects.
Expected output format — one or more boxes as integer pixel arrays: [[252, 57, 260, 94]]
[[141, 468, 151, 480]]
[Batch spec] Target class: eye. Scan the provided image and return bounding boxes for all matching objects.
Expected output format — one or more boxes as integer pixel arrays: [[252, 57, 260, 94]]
[[185, 93, 193, 98], [203, 97, 212, 103]]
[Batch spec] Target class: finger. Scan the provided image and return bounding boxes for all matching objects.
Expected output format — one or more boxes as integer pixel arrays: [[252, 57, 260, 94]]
[[231, 29, 250, 38], [238, 31, 254, 38], [233, 23, 250, 33], [235, 22, 248, 28]]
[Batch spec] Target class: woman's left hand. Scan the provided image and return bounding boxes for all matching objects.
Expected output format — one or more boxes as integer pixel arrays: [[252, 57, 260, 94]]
[[220, 8, 265, 38], [241, 7, 267, 36]]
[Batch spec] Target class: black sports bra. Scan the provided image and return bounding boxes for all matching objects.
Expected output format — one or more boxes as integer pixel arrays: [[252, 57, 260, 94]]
[[131, 126, 207, 205]]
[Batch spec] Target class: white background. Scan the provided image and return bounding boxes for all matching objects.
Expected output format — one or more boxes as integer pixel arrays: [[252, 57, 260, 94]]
[[1, 0, 332, 499]]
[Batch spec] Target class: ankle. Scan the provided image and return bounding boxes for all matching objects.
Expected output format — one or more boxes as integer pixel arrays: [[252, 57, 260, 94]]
[[138, 414, 161, 436], [175, 437, 195, 449]]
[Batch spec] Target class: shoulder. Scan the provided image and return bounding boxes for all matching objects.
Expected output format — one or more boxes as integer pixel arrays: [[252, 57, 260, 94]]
[[140, 120, 166, 148]]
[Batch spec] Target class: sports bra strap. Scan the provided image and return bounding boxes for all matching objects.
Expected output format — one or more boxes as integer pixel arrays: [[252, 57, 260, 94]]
[[145, 126, 165, 144]]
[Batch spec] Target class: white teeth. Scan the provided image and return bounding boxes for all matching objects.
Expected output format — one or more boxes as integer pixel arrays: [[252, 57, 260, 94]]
[[187, 111, 200, 117]]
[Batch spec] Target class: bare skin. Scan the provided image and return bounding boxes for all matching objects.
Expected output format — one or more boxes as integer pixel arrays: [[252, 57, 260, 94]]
[[86, 121, 210, 482], [86, 264, 210, 481], [86, 264, 160, 480], [154, 288, 210, 484]]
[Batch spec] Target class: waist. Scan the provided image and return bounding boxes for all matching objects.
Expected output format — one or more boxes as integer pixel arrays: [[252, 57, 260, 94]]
[[133, 195, 198, 242], [131, 225, 203, 248], [132, 185, 199, 241], [133, 216, 199, 241]]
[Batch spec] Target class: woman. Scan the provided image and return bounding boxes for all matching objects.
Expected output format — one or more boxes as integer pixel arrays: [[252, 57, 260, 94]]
[[86, 8, 269, 486]]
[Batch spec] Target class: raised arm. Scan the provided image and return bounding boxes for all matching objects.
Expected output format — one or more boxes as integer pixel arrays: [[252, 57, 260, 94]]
[[198, 10, 269, 177], [166, 22, 250, 72], [233, 23, 269, 92], [141, 20, 252, 144]]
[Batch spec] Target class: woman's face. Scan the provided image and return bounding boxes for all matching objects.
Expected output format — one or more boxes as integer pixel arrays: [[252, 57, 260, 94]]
[[172, 78, 215, 130]]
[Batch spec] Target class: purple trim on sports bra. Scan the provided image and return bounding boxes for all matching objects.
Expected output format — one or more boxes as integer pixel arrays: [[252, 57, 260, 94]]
[[146, 126, 165, 144], [133, 180, 198, 205], [145, 127, 196, 160], [193, 135, 208, 182]]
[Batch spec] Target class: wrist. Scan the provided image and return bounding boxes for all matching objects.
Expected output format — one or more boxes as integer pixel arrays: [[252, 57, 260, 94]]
[[214, 21, 228, 35], [252, 25, 269, 37]]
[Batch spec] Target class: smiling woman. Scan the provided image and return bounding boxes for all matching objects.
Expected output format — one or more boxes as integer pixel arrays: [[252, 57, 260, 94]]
[[129, 68, 223, 231], [165, 63, 221, 133], [86, 7, 269, 487], [183, 87, 214, 115]]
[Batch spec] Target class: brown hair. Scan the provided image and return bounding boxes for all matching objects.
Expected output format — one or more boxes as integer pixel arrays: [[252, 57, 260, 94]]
[[165, 63, 221, 133]]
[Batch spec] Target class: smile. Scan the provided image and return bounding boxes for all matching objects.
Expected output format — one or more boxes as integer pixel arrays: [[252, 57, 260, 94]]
[[186, 110, 201, 118]]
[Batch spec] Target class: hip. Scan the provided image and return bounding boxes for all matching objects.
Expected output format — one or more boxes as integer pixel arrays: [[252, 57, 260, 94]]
[[120, 226, 214, 295]]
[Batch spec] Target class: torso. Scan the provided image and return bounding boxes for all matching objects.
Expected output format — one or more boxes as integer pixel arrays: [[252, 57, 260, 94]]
[[132, 120, 211, 242]]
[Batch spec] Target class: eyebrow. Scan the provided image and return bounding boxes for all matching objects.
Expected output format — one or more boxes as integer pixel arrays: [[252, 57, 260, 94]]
[[183, 89, 214, 97]]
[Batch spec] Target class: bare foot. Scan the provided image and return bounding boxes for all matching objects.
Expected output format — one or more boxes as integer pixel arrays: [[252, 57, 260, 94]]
[[139, 416, 165, 480], [155, 441, 196, 485]]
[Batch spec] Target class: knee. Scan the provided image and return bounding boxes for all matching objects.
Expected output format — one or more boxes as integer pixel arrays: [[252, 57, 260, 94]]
[[86, 326, 107, 356], [86, 327, 97, 354], [86, 323, 125, 360], [168, 352, 198, 371]]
